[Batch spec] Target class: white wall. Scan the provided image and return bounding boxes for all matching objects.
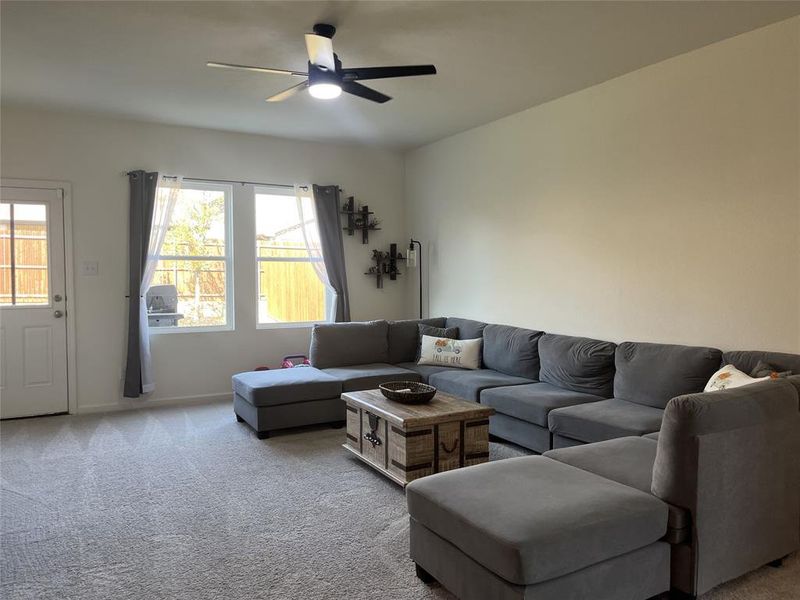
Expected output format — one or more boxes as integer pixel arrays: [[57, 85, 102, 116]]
[[0, 108, 410, 411], [406, 17, 800, 353]]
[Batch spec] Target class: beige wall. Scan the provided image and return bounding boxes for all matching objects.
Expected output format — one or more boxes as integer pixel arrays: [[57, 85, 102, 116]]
[[406, 17, 800, 353], [0, 108, 408, 411]]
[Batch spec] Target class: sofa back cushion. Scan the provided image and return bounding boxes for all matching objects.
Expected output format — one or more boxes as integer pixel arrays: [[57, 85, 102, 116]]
[[482, 324, 544, 380], [387, 318, 446, 364], [614, 342, 722, 408], [787, 374, 800, 397], [722, 350, 800, 377], [310, 320, 389, 369], [445, 317, 488, 340], [539, 334, 616, 397]]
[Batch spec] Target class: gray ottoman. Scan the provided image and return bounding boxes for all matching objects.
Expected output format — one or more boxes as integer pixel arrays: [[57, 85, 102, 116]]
[[406, 456, 670, 600], [232, 368, 344, 438]]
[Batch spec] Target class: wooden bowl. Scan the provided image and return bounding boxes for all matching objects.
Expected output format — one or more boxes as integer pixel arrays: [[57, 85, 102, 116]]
[[379, 381, 437, 404]]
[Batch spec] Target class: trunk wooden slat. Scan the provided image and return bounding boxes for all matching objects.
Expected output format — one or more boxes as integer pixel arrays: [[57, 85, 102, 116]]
[[341, 389, 494, 486]]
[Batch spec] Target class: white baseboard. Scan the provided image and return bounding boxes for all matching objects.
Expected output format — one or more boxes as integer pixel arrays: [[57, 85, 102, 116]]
[[77, 392, 231, 415]]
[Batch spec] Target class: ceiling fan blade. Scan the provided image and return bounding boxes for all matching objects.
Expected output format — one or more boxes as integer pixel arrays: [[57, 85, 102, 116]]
[[265, 80, 308, 102], [341, 65, 437, 81], [342, 81, 391, 104], [304, 34, 336, 71], [207, 61, 306, 77]]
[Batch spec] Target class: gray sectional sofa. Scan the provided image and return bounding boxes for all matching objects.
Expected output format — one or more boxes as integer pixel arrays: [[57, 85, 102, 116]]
[[232, 316, 800, 450], [231, 316, 800, 598]]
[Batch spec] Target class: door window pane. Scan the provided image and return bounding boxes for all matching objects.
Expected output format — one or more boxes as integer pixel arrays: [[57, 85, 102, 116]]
[[0, 202, 49, 306], [0, 204, 10, 305], [14, 204, 49, 304]]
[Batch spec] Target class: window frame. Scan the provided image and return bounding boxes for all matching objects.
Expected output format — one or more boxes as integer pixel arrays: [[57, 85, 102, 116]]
[[148, 180, 235, 335], [254, 185, 334, 330]]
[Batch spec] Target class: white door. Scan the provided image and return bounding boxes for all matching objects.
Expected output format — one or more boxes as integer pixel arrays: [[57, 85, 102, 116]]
[[0, 186, 69, 418]]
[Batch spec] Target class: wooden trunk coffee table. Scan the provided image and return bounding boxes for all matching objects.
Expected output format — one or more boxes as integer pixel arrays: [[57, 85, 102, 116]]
[[342, 388, 495, 487]]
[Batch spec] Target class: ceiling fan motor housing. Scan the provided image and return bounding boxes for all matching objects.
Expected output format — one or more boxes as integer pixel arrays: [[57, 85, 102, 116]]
[[308, 55, 342, 86], [312, 23, 336, 39]]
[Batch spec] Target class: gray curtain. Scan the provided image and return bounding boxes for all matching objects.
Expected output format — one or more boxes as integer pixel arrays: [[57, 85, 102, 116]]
[[312, 184, 351, 322], [124, 170, 158, 397]]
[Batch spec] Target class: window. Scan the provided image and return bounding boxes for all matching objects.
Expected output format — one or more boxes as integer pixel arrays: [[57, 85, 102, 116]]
[[149, 182, 233, 331], [255, 187, 333, 326], [1, 202, 49, 306]]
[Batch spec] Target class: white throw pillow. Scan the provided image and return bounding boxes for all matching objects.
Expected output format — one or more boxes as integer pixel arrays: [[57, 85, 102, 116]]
[[418, 335, 482, 370], [704, 364, 770, 392]]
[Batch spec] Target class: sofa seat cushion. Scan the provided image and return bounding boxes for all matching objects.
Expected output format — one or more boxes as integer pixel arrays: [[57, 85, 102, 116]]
[[428, 369, 534, 403], [394, 362, 464, 383], [406, 456, 668, 586], [481, 382, 604, 427], [544, 437, 689, 537], [232, 368, 342, 407], [322, 363, 420, 392], [548, 398, 664, 443]]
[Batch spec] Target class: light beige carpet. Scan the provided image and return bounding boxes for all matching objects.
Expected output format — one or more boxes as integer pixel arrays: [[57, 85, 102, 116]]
[[1, 400, 796, 599]]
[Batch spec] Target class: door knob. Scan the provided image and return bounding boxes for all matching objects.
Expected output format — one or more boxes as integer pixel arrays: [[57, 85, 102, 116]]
[[54, 310, 64, 318]]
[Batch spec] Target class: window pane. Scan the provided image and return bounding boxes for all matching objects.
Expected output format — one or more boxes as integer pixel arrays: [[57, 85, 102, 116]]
[[255, 191, 314, 257], [258, 259, 327, 323], [14, 204, 49, 305], [0, 203, 10, 305], [256, 190, 329, 324], [161, 188, 226, 257], [151, 259, 227, 327]]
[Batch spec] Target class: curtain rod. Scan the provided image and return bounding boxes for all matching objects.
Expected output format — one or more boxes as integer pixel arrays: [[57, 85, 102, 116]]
[[125, 172, 307, 191]]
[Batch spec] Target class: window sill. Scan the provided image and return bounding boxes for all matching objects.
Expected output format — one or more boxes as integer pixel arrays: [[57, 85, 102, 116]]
[[149, 325, 234, 335], [256, 321, 330, 330]]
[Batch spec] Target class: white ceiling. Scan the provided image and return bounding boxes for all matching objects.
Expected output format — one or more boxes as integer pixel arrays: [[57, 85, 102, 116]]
[[2, 1, 799, 149]]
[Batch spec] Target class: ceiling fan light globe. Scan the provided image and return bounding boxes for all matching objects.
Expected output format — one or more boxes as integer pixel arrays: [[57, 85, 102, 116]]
[[308, 83, 342, 100]]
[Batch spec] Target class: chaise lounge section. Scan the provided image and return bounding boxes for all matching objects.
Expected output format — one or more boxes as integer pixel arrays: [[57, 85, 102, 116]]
[[408, 456, 671, 600], [408, 378, 800, 599], [233, 319, 424, 437]]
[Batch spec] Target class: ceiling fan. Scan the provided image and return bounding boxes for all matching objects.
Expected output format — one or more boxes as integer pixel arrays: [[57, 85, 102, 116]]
[[207, 23, 436, 104]]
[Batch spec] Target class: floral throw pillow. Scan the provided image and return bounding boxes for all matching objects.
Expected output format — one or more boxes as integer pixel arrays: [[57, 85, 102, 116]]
[[418, 335, 482, 370], [416, 324, 459, 361], [750, 360, 792, 379], [704, 364, 770, 392]]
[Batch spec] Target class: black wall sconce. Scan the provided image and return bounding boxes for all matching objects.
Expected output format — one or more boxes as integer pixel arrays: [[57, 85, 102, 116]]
[[407, 239, 422, 318]]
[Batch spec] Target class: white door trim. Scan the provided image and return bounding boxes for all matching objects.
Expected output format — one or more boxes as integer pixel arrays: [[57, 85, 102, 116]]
[[1, 178, 77, 415]]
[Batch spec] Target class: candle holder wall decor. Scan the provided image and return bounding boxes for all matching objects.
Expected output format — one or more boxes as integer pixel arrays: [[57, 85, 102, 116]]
[[365, 243, 404, 288], [341, 196, 381, 244]]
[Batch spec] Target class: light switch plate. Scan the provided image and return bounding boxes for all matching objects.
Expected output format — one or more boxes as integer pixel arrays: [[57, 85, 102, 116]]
[[81, 260, 99, 276]]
